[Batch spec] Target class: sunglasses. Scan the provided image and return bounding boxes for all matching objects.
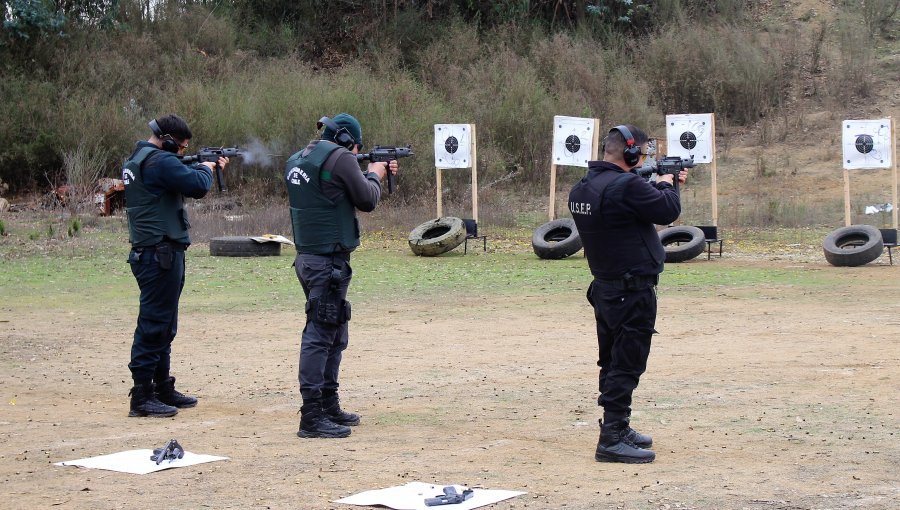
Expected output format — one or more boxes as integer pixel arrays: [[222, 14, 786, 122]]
[[164, 135, 189, 150]]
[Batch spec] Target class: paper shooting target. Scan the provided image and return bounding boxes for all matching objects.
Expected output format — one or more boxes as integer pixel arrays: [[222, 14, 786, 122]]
[[434, 124, 473, 169], [665, 113, 714, 163], [842, 119, 892, 170], [552, 116, 596, 168]]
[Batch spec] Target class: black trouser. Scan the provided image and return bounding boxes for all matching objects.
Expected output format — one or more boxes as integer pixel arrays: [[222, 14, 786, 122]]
[[295, 252, 352, 402], [587, 278, 658, 422], [127, 244, 186, 386]]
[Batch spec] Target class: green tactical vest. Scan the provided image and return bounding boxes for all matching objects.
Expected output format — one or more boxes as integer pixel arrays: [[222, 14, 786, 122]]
[[123, 147, 191, 247], [286, 141, 360, 254]]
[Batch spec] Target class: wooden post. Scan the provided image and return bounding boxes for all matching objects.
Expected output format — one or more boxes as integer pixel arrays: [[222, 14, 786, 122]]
[[471, 124, 479, 223], [436, 168, 443, 218], [548, 163, 558, 221], [892, 117, 898, 229], [843, 168, 852, 227], [710, 114, 719, 226]]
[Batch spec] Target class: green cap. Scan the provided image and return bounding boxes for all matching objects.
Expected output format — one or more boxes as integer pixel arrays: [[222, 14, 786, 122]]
[[323, 113, 363, 147]]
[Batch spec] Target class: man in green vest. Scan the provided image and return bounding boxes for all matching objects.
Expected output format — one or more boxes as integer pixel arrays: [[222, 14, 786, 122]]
[[123, 114, 229, 418], [285, 113, 398, 438]]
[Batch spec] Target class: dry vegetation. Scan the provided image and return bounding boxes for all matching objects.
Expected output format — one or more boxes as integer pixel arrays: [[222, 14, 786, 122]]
[[0, 0, 897, 231]]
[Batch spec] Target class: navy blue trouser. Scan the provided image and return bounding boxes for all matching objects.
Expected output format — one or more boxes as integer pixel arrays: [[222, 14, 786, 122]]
[[587, 279, 658, 422], [128, 246, 185, 386], [294, 252, 352, 402]]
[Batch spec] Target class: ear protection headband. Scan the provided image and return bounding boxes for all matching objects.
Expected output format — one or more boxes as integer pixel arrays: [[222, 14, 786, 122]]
[[317, 116, 356, 149], [148, 119, 181, 154], [610, 125, 643, 167]]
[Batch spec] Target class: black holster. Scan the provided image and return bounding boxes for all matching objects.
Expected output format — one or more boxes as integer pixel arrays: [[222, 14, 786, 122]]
[[306, 294, 351, 325], [306, 261, 351, 325], [155, 242, 173, 270]]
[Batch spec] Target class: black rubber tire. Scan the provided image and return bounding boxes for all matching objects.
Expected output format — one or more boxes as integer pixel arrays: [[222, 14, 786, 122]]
[[408, 217, 467, 256], [532, 218, 582, 260], [822, 225, 883, 267], [658, 226, 706, 263], [210, 236, 282, 257]]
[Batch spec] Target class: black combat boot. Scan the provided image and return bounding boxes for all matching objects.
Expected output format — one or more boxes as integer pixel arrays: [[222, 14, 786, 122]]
[[322, 390, 360, 426], [128, 383, 178, 418], [298, 401, 352, 438], [595, 419, 655, 464], [155, 376, 198, 408], [623, 417, 652, 449]]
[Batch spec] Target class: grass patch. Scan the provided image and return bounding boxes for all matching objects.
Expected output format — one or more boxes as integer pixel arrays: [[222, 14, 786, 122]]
[[0, 224, 849, 317]]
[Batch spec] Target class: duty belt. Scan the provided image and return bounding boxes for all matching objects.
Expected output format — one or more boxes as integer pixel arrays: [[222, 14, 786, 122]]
[[133, 240, 188, 252], [595, 274, 658, 290]]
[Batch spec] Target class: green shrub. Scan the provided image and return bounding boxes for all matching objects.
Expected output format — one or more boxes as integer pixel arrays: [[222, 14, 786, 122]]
[[0, 77, 62, 188], [828, 15, 876, 101], [643, 23, 796, 124], [850, 0, 900, 36], [68, 217, 82, 237]]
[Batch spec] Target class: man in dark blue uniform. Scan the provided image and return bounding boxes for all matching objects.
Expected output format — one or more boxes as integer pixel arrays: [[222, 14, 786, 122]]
[[285, 113, 398, 438], [568, 125, 687, 463], [123, 114, 229, 418]]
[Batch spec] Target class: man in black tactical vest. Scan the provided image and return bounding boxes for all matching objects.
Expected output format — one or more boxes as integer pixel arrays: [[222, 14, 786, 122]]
[[568, 125, 688, 463], [123, 114, 229, 418], [286, 113, 399, 438]]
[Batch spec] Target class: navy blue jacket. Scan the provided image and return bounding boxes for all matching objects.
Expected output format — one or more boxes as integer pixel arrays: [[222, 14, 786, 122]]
[[568, 161, 681, 279], [128, 141, 213, 200]]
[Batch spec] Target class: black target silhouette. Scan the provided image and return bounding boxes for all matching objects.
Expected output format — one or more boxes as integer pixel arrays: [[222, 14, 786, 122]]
[[444, 136, 459, 154], [564, 135, 581, 154], [854, 135, 874, 154], [679, 132, 697, 150]]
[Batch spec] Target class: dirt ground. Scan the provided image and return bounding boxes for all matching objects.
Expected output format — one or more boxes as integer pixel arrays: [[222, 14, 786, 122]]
[[2, 253, 899, 510]]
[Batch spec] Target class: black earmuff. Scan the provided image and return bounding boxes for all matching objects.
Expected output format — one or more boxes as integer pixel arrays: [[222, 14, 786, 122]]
[[317, 116, 356, 150], [149, 119, 181, 154], [611, 125, 642, 167]]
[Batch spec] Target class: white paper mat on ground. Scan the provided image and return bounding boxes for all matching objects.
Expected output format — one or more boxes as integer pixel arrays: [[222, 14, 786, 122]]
[[334, 481, 525, 510], [250, 234, 294, 245], [55, 449, 228, 475]]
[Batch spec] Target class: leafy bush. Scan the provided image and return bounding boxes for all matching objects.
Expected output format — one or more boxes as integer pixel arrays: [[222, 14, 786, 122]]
[[68, 217, 81, 237], [828, 15, 876, 101], [0, 77, 61, 188], [643, 23, 797, 124], [1, 0, 66, 42], [851, 0, 900, 36]]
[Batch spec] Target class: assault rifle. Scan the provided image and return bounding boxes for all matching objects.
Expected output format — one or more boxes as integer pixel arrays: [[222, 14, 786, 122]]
[[424, 486, 474, 506], [150, 438, 184, 465], [636, 155, 695, 191], [356, 145, 414, 194], [181, 147, 245, 192]]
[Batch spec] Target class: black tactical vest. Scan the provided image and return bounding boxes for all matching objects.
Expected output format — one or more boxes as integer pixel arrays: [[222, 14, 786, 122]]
[[285, 141, 360, 254], [568, 167, 665, 279], [123, 147, 190, 247]]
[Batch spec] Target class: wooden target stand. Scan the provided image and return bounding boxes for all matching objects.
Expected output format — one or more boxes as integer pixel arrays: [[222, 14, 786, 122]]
[[842, 117, 898, 229], [658, 114, 721, 259], [660, 114, 720, 226], [548, 118, 601, 220], [435, 124, 485, 252]]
